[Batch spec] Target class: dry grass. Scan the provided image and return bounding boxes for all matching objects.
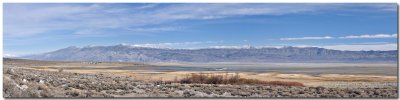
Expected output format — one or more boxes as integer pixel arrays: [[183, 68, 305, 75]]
[[178, 73, 304, 86]]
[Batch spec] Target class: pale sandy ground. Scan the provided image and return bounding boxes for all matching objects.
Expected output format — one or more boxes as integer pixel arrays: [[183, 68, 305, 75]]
[[150, 62, 396, 68], [6, 59, 396, 88], [27, 66, 397, 88]]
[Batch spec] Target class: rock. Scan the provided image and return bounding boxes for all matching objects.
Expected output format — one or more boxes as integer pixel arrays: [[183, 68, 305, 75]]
[[22, 79, 28, 83], [39, 80, 45, 84]]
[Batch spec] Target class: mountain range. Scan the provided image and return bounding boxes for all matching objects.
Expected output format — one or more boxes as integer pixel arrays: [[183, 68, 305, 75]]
[[19, 44, 398, 63]]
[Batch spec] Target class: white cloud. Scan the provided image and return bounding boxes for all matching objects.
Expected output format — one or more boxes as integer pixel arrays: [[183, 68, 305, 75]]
[[350, 42, 391, 45], [280, 36, 334, 40], [122, 41, 223, 48], [339, 34, 397, 39], [135, 4, 159, 10], [321, 43, 397, 51], [280, 33, 398, 41], [283, 43, 397, 51], [127, 27, 183, 32], [209, 45, 254, 49], [208, 42, 397, 51], [3, 54, 17, 58], [4, 4, 396, 38]]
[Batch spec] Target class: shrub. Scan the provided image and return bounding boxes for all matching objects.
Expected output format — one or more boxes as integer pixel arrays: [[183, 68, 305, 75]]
[[3, 77, 26, 97], [266, 81, 305, 87], [206, 75, 224, 84], [178, 73, 304, 87]]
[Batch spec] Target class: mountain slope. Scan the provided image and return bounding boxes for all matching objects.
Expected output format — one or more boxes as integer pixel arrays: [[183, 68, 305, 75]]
[[20, 45, 398, 63]]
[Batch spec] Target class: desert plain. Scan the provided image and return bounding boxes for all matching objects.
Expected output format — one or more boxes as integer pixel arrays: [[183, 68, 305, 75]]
[[3, 58, 398, 98]]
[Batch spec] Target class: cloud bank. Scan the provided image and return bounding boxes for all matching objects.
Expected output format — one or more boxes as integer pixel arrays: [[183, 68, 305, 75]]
[[321, 43, 397, 51], [119, 40, 224, 48], [4, 3, 397, 37], [280, 36, 334, 40], [281, 33, 397, 41], [339, 34, 397, 39]]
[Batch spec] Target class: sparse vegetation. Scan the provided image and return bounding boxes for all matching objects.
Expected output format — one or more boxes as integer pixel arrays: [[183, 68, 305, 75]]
[[179, 73, 304, 86], [3, 59, 398, 98], [3, 74, 55, 97]]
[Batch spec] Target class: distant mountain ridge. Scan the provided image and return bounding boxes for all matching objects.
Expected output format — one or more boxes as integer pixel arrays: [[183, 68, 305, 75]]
[[20, 44, 398, 63]]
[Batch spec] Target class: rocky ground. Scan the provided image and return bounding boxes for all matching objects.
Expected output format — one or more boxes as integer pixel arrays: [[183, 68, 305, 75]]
[[3, 66, 398, 98]]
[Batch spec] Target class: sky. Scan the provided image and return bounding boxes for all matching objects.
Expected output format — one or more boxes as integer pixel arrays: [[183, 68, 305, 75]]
[[3, 3, 398, 56]]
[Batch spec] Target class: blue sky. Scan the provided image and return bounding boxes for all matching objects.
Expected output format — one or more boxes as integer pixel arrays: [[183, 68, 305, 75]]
[[3, 3, 398, 56]]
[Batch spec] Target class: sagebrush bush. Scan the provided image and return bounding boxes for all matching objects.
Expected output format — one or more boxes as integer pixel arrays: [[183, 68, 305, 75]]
[[3, 76, 32, 97], [266, 81, 304, 86], [179, 73, 304, 86]]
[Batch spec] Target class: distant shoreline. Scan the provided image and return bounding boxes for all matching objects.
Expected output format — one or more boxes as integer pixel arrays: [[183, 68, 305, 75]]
[[149, 62, 397, 67]]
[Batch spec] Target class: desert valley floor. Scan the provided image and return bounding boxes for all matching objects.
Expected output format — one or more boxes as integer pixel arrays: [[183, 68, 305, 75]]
[[3, 58, 398, 98]]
